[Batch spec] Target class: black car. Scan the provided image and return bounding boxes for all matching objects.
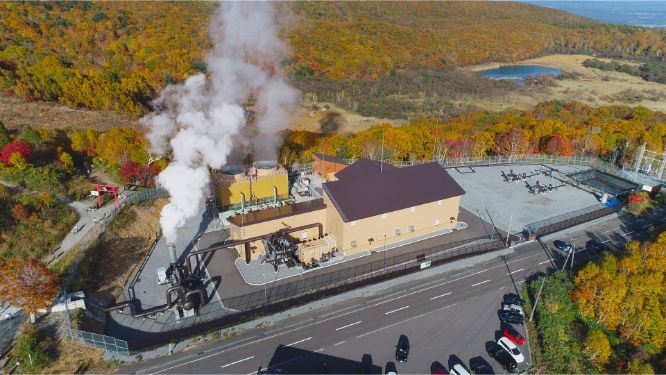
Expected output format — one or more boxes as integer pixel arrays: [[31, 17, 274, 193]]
[[499, 310, 524, 324], [469, 362, 494, 374], [503, 293, 526, 307], [395, 335, 410, 363], [586, 239, 605, 252], [486, 342, 518, 373]]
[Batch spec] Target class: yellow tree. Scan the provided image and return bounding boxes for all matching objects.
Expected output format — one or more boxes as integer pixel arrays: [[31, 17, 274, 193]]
[[583, 329, 612, 369], [0, 258, 60, 314]]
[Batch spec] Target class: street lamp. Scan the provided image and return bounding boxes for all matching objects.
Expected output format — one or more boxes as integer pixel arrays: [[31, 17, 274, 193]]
[[262, 272, 267, 305]]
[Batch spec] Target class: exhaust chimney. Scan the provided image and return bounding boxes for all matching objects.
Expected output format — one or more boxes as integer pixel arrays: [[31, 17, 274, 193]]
[[168, 243, 178, 266]]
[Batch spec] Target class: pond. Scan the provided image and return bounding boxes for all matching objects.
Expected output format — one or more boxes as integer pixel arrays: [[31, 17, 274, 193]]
[[480, 65, 562, 79]]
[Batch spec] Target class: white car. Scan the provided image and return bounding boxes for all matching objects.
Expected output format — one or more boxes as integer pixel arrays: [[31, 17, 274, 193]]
[[502, 303, 524, 316], [450, 364, 471, 375], [498, 336, 525, 363]]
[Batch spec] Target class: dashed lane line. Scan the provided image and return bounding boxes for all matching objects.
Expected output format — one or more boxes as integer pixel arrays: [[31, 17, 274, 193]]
[[335, 321, 362, 331], [507, 268, 524, 275], [334, 341, 346, 346], [356, 303, 457, 339], [286, 337, 312, 347], [429, 292, 452, 300], [220, 356, 254, 369], [385, 306, 410, 315], [471, 279, 491, 287]]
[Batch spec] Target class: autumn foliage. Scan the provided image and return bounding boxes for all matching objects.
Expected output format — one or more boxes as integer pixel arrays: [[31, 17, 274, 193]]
[[0, 140, 33, 166], [0, 258, 60, 313]]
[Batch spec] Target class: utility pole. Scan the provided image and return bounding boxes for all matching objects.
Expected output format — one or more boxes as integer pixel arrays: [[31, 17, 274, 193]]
[[529, 276, 546, 322], [505, 212, 513, 247], [384, 234, 387, 270], [561, 248, 571, 272], [570, 237, 576, 273]]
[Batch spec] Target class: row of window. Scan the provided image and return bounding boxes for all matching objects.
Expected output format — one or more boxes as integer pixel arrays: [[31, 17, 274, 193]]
[[350, 219, 444, 248]]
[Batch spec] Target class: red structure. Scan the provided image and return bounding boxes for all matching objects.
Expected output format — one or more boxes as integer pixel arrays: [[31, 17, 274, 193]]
[[94, 184, 119, 208]]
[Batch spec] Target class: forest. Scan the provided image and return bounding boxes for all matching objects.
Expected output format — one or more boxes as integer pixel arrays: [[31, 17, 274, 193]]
[[527, 231, 666, 374], [280, 101, 666, 167], [2, 2, 666, 116]]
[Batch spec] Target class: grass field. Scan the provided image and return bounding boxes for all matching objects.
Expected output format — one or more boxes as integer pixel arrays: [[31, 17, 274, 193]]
[[467, 54, 666, 113]]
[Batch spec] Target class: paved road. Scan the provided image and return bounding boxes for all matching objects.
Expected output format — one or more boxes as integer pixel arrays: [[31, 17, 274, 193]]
[[121, 207, 665, 374]]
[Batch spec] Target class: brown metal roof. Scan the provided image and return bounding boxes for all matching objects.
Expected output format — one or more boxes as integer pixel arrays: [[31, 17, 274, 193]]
[[313, 152, 350, 166], [323, 162, 465, 222], [334, 158, 396, 180], [228, 198, 326, 227]]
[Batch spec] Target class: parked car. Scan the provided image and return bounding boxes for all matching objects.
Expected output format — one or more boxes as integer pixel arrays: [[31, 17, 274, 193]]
[[502, 325, 525, 345], [498, 337, 524, 363], [486, 342, 518, 373], [450, 364, 471, 375], [503, 293, 526, 307], [385, 361, 398, 375], [431, 366, 447, 375], [469, 362, 493, 374], [585, 239, 605, 252], [502, 303, 524, 316], [553, 240, 573, 252], [499, 310, 524, 324], [361, 354, 373, 374], [395, 335, 410, 363]]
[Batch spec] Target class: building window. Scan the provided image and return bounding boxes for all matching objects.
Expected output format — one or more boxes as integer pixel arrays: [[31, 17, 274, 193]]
[[351, 240, 357, 248], [409, 225, 415, 233], [381, 213, 387, 219], [437, 200, 442, 206], [395, 229, 401, 236], [351, 220, 357, 227], [300, 232, 308, 240], [410, 207, 415, 213], [435, 218, 440, 226]]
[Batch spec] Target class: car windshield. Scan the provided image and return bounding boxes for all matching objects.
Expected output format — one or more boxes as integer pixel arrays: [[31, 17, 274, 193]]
[[511, 348, 520, 355]]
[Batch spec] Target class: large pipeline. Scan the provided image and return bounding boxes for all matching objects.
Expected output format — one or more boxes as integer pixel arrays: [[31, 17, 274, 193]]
[[186, 222, 324, 272], [88, 285, 202, 319]]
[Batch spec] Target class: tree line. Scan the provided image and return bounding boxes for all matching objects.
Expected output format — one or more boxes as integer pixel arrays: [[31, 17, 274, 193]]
[[583, 58, 666, 84]]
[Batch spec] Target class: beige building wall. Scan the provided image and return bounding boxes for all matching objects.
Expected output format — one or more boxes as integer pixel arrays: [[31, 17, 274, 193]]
[[325, 194, 461, 255], [229, 208, 327, 259]]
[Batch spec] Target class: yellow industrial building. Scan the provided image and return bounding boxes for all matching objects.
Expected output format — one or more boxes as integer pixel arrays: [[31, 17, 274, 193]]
[[212, 161, 289, 211], [227, 158, 465, 261]]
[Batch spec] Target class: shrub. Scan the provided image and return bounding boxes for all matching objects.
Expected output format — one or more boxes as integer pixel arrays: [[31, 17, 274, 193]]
[[11, 325, 54, 373], [625, 191, 652, 216], [0, 140, 33, 166]]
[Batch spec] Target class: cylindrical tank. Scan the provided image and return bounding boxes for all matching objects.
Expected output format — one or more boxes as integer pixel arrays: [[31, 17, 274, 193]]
[[253, 161, 279, 177], [219, 165, 247, 182]]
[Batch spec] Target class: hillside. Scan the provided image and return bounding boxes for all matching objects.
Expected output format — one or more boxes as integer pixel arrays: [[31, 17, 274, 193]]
[[1, 2, 665, 117]]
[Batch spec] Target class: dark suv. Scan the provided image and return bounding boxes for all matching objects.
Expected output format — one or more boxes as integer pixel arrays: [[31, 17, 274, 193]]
[[486, 342, 518, 373], [503, 293, 526, 306], [395, 335, 410, 363], [499, 310, 524, 324]]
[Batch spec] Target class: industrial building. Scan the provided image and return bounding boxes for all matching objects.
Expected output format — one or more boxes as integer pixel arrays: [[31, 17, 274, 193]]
[[212, 161, 289, 211], [227, 156, 465, 266]]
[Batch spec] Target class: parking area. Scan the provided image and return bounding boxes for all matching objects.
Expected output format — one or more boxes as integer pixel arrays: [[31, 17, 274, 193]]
[[448, 164, 600, 234]]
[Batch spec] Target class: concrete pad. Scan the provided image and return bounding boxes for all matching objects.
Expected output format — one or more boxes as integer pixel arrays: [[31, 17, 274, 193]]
[[448, 164, 600, 234]]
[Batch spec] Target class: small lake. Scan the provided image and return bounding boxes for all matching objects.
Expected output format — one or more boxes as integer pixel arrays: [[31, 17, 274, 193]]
[[480, 65, 562, 79]]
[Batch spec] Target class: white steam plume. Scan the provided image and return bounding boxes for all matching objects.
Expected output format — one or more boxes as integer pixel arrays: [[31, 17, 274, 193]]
[[142, 2, 299, 244]]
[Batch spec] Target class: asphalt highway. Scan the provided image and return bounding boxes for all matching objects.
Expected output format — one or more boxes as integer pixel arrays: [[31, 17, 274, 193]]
[[122, 207, 665, 374]]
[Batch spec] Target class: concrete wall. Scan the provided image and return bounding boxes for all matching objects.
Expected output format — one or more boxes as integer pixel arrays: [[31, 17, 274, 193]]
[[214, 173, 289, 208], [229, 208, 327, 259], [325, 193, 461, 255]]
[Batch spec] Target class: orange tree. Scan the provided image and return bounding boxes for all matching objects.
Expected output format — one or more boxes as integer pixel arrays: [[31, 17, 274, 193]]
[[0, 258, 60, 313]]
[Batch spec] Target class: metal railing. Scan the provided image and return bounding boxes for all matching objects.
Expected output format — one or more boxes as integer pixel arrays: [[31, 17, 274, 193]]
[[524, 202, 623, 238], [68, 328, 130, 355]]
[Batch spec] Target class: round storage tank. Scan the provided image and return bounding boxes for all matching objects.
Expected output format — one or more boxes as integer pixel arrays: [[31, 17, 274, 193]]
[[253, 161, 278, 177], [219, 165, 247, 182]]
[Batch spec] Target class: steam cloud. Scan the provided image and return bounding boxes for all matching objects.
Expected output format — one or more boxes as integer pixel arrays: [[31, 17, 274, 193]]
[[142, 2, 299, 244]]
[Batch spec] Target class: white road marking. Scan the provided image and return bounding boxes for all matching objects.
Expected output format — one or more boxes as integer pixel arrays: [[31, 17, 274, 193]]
[[356, 303, 456, 339], [601, 240, 610, 243], [385, 305, 410, 315], [429, 292, 452, 300], [315, 348, 324, 353], [471, 279, 490, 287], [221, 356, 254, 369], [334, 341, 346, 346], [515, 280, 526, 284], [507, 268, 524, 275], [335, 321, 362, 331], [538, 260, 551, 265], [286, 337, 312, 347], [499, 286, 506, 290]]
